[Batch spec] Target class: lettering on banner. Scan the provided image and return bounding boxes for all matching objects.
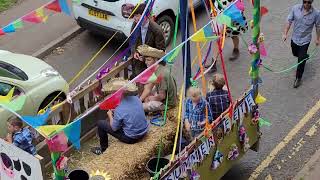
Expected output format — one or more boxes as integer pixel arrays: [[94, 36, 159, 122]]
[[233, 107, 239, 124], [245, 93, 255, 112], [223, 117, 232, 135], [238, 102, 247, 125]]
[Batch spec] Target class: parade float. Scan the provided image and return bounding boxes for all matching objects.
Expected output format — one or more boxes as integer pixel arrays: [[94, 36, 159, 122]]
[[0, 0, 270, 179]]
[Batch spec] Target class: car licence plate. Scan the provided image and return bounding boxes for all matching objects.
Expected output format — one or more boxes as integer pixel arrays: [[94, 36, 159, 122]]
[[88, 9, 108, 20]]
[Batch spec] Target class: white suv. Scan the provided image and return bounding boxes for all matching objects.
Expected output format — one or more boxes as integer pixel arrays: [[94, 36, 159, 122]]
[[72, 0, 202, 46]]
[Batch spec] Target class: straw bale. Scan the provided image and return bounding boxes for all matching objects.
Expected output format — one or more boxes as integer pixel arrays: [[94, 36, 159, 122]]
[[68, 108, 178, 180]]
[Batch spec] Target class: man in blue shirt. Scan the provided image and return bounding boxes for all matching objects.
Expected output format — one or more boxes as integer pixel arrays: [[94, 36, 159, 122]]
[[91, 82, 149, 155], [283, 0, 320, 88]]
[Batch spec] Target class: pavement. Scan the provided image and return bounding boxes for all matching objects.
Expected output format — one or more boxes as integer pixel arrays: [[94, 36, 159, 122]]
[[2, 0, 320, 179], [295, 148, 320, 180], [0, 0, 80, 57]]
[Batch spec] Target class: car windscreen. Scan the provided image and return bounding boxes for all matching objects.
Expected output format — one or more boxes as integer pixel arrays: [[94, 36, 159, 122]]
[[0, 61, 28, 81]]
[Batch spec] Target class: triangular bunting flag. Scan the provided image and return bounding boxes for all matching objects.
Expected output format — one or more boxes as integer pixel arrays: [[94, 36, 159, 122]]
[[258, 118, 271, 127], [45, 0, 62, 12], [255, 93, 266, 104], [2, 24, 16, 33], [0, 88, 14, 103], [261, 6, 269, 17], [46, 132, 68, 152], [135, 65, 157, 84], [63, 119, 81, 150], [191, 25, 219, 42], [36, 8, 49, 22], [0, 29, 5, 36], [12, 19, 24, 29], [217, 14, 236, 30], [21, 108, 50, 128], [99, 89, 124, 110], [164, 46, 182, 64], [36, 125, 65, 137], [58, 0, 71, 15], [22, 11, 43, 23]]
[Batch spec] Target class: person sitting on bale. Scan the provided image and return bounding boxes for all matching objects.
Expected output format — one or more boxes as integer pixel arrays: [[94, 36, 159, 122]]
[[91, 79, 149, 155], [138, 44, 178, 112], [184, 87, 213, 139], [206, 73, 230, 121], [4, 117, 36, 155]]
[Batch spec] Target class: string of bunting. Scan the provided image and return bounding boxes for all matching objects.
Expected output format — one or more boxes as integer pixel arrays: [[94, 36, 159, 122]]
[[0, 0, 71, 36]]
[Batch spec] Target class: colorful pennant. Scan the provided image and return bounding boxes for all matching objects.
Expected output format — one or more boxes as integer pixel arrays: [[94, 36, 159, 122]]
[[99, 89, 124, 110], [258, 118, 271, 127], [0, 88, 14, 103], [12, 19, 24, 29], [63, 119, 81, 150], [2, 24, 16, 33], [135, 65, 157, 84], [36, 8, 49, 22], [259, 43, 267, 57], [45, 0, 62, 12], [217, 14, 236, 30], [255, 93, 266, 104], [0, 29, 5, 36], [21, 108, 51, 128], [191, 25, 219, 42], [37, 125, 65, 137], [235, 0, 245, 11], [164, 46, 182, 64], [58, 0, 71, 15], [46, 132, 68, 152], [223, 3, 246, 26], [22, 11, 43, 24]]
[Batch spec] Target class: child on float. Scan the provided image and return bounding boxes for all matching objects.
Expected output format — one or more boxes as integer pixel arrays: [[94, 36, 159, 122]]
[[184, 86, 213, 139], [4, 116, 36, 155]]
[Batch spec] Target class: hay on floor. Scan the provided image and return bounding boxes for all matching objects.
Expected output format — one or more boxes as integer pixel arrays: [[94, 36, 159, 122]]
[[68, 108, 178, 180]]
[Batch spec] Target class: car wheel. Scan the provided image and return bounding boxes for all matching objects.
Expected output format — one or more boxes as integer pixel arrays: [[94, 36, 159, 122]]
[[156, 15, 175, 47], [39, 93, 66, 112]]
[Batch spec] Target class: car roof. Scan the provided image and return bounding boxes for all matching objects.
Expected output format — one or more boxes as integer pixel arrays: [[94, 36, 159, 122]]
[[0, 50, 53, 80]]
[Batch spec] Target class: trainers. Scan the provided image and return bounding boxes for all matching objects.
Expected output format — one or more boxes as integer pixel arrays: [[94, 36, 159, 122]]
[[293, 78, 302, 88], [229, 48, 240, 61], [91, 147, 105, 155]]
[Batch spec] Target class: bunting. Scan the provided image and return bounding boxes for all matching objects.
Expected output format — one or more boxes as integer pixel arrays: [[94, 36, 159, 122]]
[[255, 93, 266, 104], [135, 65, 158, 84], [164, 46, 182, 64], [99, 89, 124, 110], [63, 119, 81, 149], [37, 125, 65, 137], [46, 132, 68, 152], [191, 25, 219, 42], [21, 108, 51, 128], [1, 0, 71, 36], [216, 14, 235, 30], [0, 88, 14, 103], [45, 0, 62, 12]]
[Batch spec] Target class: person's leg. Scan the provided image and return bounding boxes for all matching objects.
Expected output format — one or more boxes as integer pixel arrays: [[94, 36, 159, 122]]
[[294, 43, 310, 88], [229, 36, 240, 61], [143, 101, 164, 112], [97, 120, 109, 151], [106, 128, 139, 144]]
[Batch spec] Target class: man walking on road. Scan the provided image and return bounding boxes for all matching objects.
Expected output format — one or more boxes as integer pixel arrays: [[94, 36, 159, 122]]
[[129, 3, 166, 80], [283, 0, 320, 88]]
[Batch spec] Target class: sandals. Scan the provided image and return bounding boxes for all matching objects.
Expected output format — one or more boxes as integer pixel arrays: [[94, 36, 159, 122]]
[[91, 147, 105, 155]]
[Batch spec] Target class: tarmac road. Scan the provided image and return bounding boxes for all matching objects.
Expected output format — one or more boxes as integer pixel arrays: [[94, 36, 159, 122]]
[[36, 0, 320, 179]]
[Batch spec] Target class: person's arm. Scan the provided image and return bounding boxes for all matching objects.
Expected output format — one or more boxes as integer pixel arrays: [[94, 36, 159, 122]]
[[108, 110, 122, 132], [6, 133, 13, 143], [283, 7, 294, 41], [316, 12, 320, 46], [140, 83, 155, 101], [148, 90, 166, 102], [184, 100, 191, 131]]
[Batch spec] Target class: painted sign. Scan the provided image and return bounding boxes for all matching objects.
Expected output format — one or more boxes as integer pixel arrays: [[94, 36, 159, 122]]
[[0, 139, 43, 180]]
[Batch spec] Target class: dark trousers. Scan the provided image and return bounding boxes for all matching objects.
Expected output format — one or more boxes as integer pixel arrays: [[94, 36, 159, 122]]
[[291, 40, 310, 79], [97, 120, 139, 151]]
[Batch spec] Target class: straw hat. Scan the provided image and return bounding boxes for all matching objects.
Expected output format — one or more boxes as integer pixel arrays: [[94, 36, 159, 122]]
[[102, 78, 138, 95], [137, 45, 165, 59]]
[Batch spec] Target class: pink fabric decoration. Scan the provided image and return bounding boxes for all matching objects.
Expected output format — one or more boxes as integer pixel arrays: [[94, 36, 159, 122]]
[[259, 43, 267, 57], [46, 132, 68, 152], [135, 65, 157, 84], [56, 156, 68, 170]]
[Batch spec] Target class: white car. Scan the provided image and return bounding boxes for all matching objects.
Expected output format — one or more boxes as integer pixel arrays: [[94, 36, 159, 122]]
[[0, 50, 69, 137], [72, 0, 202, 46]]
